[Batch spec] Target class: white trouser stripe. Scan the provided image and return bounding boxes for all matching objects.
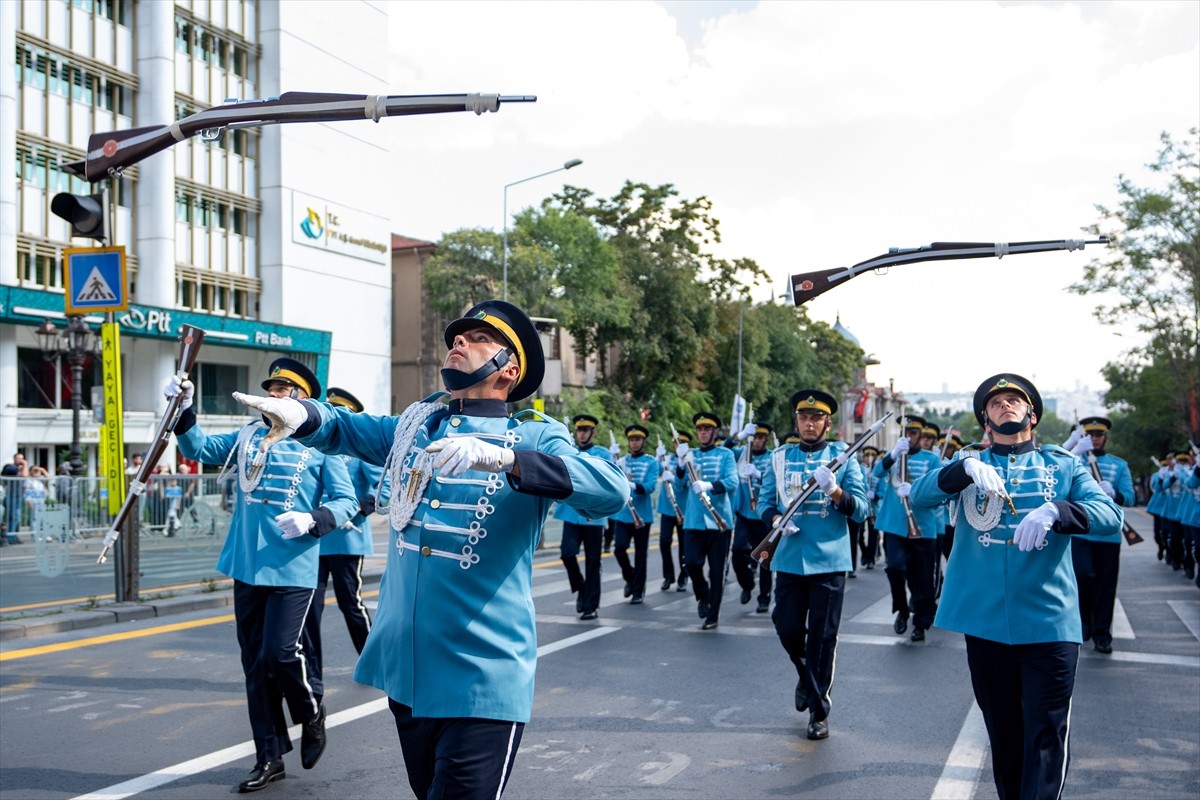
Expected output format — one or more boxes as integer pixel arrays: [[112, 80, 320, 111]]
[[494, 722, 518, 800]]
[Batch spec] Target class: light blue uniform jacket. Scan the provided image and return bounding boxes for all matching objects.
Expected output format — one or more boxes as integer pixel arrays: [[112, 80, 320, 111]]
[[611, 453, 661, 526], [1181, 465, 1200, 527], [655, 456, 688, 518], [297, 398, 628, 723], [758, 440, 868, 575], [677, 445, 738, 530], [553, 444, 615, 525], [1075, 451, 1134, 544], [872, 449, 942, 539], [177, 420, 357, 588], [910, 443, 1122, 645], [320, 456, 387, 556], [728, 445, 773, 520], [1146, 470, 1170, 516]]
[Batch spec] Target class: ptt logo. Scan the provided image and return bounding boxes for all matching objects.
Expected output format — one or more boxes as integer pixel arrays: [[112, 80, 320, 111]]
[[300, 208, 324, 240]]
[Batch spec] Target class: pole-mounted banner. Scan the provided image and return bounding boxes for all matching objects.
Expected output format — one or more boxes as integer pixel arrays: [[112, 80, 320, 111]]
[[790, 238, 1109, 306]]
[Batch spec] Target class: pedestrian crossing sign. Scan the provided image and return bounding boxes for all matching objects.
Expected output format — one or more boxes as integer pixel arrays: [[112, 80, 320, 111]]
[[64, 246, 127, 314]]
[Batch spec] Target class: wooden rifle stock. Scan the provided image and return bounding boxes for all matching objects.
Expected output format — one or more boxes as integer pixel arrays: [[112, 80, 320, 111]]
[[751, 412, 892, 565], [611, 431, 645, 528], [97, 325, 206, 563], [898, 412, 923, 539], [1084, 450, 1142, 546], [670, 423, 730, 532], [658, 436, 684, 519]]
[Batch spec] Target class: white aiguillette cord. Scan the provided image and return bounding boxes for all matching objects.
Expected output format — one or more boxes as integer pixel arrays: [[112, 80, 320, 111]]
[[376, 396, 446, 532]]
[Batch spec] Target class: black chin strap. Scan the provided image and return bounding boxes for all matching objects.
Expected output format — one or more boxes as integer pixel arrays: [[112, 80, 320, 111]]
[[441, 349, 512, 391], [989, 409, 1032, 436]]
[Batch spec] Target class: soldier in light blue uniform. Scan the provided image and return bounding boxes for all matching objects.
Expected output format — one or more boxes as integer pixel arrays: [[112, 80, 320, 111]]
[[1183, 452, 1200, 589], [726, 421, 775, 612], [1146, 454, 1174, 561], [759, 390, 868, 741], [909, 373, 1122, 800], [238, 300, 628, 800], [610, 424, 661, 604], [1163, 452, 1196, 578], [303, 386, 389, 690], [872, 415, 942, 641], [167, 357, 358, 792], [655, 432, 691, 592], [554, 414, 614, 619], [856, 445, 882, 570], [1063, 416, 1135, 653], [677, 411, 739, 630]]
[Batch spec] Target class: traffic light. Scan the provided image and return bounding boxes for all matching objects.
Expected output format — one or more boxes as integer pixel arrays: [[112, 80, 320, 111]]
[[51, 191, 107, 242]]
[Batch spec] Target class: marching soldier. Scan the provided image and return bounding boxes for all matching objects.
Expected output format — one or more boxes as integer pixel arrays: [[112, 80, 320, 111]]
[[554, 414, 614, 619], [656, 432, 691, 592], [759, 389, 868, 740], [304, 387, 388, 685], [909, 373, 1122, 800], [676, 411, 738, 630], [1146, 454, 1174, 562], [1184, 452, 1200, 588], [165, 358, 358, 792], [1064, 416, 1134, 653], [935, 432, 965, 559], [856, 445, 882, 570], [237, 299, 628, 799], [1168, 451, 1197, 580], [727, 421, 775, 612], [872, 415, 942, 641], [610, 424, 661, 604]]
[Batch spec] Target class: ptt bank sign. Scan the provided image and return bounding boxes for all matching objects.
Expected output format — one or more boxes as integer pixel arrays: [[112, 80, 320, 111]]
[[291, 191, 389, 264]]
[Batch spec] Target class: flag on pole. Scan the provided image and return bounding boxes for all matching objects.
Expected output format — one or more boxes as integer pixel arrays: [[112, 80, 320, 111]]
[[730, 394, 747, 435]]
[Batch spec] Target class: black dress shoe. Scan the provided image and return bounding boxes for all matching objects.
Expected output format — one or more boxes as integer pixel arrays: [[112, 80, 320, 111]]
[[677, 576, 688, 591], [624, 582, 632, 598], [911, 627, 925, 642], [580, 610, 598, 620], [865, 562, 874, 570], [300, 704, 326, 769], [697, 601, 710, 620], [239, 759, 285, 792], [740, 589, 751, 604], [756, 600, 769, 613], [576, 597, 584, 613], [631, 594, 644, 605], [847, 570, 857, 579], [794, 678, 808, 713], [700, 619, 719, 630], [894, 613, 908, 635], [661, 579, 672, 591], [807, 714, 829, 740], [1094, 639, 1113, 654]]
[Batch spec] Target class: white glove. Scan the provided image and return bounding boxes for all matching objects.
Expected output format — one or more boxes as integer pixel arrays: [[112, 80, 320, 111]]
[[962, 458, 1008, 498], [897, 481, 911, 498], [628, 480, 637, 492], [867, 489, 876, 501], [233, 392, 308, 450], [1099, 479, 1116, 498], [275, 510, 314, 540], [1062, 428, 1082, 450], [691, 480, 713, 495], [889, 438, 909, 460], [1012, 501, 1059, 552], [736, 422, 757, 441], [426, 436, 515, 477], [609, 443, 621, 457], [655, 442, 667, 459], [775, 516, 800, 537], [739, 462, 761, 480], [163, 375, 194, 411], [675, 443, 691, 465], [1071, 438, 1094, 457], [814, 465, 837, 494]]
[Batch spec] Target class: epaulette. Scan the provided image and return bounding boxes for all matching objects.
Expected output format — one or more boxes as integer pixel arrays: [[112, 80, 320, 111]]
[[512, 408, 553, 424], [1039, 444, 1075, 458]]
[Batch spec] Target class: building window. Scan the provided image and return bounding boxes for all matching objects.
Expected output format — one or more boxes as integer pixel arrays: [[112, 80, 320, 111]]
[[199, 363, 249, 415], [17, 347, 97, 411]]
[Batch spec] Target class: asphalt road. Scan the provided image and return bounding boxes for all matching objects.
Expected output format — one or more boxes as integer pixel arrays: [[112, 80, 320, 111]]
[[1, 508, 1196, 800]]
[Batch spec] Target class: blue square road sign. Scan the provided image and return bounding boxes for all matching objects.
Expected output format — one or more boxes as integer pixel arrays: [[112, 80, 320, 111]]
[[64, 246, 128, 314]]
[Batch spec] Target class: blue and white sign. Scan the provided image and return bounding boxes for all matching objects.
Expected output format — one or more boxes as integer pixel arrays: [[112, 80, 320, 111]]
[[64, 246, 127, 314]]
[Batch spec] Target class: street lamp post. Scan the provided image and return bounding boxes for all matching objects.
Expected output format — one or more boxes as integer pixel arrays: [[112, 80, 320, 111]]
[[502, 158, 583, 302], [36, 316, 96, 476]]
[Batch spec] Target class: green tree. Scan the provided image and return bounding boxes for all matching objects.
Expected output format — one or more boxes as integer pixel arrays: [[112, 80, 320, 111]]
[[1071, 129, 1200, 443]]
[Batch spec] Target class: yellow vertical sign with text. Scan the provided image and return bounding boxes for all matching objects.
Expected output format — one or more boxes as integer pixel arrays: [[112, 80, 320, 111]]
[[101, 322, 126, 514]]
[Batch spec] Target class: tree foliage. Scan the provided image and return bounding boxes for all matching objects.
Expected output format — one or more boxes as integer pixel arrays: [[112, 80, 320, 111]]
[[1071, 129, 1200, 444]]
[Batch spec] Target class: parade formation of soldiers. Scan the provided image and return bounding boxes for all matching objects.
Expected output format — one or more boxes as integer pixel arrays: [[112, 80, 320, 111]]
[[156, 299, 1199, 800]]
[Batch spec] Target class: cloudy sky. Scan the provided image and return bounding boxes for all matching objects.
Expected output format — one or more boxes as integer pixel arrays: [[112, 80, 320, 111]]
[[386, 0, 1199, 396]]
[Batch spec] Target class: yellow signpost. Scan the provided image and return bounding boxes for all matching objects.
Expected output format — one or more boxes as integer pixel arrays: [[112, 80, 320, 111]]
[[101, 322, 125, 514]]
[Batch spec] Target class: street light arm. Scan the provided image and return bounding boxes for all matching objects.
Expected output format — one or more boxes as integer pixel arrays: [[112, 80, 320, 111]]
[[63, 91, 537, 183], [502, 158, 583, 301]]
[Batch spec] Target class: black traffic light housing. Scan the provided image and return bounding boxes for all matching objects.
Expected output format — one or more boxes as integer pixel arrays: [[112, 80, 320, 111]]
[[51, 191, 108, 242]]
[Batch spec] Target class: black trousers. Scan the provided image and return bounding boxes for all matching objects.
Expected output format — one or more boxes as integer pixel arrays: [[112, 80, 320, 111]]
[[304, 554, 373, 683], [390, 700, 524, 800], [731, 514, 772, 602], [560, 521, 603, 613], [772, 571, 845, 722], [883, 532, 937, 630], [234, 581, 321, 764], [965, 636, 1078, 800], [684, 527, 731, 623], [659, 514, 686, 584], [1070, 538, 1120, 645], [612, 520, 650, 597], [859, 517, 879, 566]]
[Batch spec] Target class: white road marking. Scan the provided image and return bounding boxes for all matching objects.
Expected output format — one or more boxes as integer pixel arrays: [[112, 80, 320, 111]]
[[930, 703, 989, 800], [1167, 599, 1200, 641]]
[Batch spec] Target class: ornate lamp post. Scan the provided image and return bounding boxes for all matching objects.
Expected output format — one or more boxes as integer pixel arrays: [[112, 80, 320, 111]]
[[35, 316, 96, 476]]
